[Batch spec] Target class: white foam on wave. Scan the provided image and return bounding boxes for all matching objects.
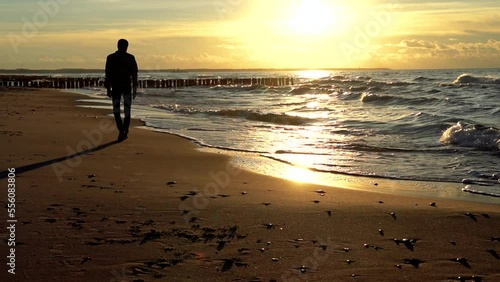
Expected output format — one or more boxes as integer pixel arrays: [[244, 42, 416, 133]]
[[453, 73, 500, 84], [360, 92, 393, 103], [440, 122, 500, 150], [462, 185, 500, 197]]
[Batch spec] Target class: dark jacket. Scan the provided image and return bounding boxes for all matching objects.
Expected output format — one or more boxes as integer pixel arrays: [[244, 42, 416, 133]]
[[104, 50, 138, 89]]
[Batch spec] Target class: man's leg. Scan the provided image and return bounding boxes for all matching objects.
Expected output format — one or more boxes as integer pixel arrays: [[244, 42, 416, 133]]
[[123, 91, 132, 138], [112, 91, 124, 140]]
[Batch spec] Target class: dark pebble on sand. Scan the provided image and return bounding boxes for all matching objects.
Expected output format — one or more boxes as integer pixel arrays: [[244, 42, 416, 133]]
[[430, 202, 436, 207], [299, 266, 309, 273], [164, 247, 175, 252], [87, 174, 96, 178], [454, 257, 471, 268], [264, 223, 274, 229], [486, 249, 499, 259], [166, 181, 177, 185], [404, 258, 422, 268]]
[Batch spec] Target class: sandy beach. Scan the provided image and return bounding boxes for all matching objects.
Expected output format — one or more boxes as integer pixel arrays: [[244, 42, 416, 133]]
[[0, 88, 499, 282]]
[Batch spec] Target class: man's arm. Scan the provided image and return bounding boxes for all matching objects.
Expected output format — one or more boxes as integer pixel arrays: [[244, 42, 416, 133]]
[[131, 55, 138, 99], [104, 55, 112, 97]]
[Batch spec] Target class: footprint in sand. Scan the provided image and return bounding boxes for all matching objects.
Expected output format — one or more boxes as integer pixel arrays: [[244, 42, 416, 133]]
[[403, 258, 423, 268], [486, 249, 499, 259]]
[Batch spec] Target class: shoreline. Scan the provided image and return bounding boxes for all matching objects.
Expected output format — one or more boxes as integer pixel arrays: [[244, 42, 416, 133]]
[[1, 88, 499, 281], [72, 89, 499, 205]]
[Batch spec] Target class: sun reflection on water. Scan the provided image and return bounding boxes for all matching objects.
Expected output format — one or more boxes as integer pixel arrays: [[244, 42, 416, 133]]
[[296, 70, 331, 80]]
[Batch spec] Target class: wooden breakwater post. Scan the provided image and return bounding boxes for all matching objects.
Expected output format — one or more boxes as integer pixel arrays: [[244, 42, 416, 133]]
[[0, 75, 294, 89]]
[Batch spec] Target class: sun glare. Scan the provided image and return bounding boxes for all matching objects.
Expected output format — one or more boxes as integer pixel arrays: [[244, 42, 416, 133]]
[[288, 0, 338, 35], [296, 70, 331, 79]]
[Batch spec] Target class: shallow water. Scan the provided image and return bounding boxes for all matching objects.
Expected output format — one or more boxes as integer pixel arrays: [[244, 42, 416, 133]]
[[70, 69, 499, 201]]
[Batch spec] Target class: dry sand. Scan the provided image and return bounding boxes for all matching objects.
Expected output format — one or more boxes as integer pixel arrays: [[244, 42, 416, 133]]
[[0, 88, 499, 282]]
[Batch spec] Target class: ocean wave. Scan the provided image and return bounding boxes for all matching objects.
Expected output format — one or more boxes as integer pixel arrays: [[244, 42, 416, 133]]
[[427, 89, 441, 94], [207, 109, 316, 125], [313, 77, 366, 85], [360, 92, 394, 103], [151, 104, 316, 125], [356, 76, 372, 80], [413, 76, 436, 81], [367, 80, 414, 87], [440, 122, 500, 151], [462, 185, 500, 197], [453, 74, 500, 84], [289, 87, 313, 95], [289, 86, 337, 95], [151, 104, 198, 114], [210, 84, 268, 91], [349, 85, 369, 92]]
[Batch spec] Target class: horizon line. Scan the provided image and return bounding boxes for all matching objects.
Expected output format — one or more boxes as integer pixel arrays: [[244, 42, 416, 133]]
[[1, 67, 499, 74], [0, 67, 391, 73]]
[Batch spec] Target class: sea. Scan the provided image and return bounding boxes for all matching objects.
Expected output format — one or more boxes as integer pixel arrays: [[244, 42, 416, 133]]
[[63, 68, 499, 203]]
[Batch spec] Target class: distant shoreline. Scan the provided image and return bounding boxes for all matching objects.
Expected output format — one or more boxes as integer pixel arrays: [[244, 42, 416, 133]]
[[1, 67, 499, 74], [0, 68, 392, 74]]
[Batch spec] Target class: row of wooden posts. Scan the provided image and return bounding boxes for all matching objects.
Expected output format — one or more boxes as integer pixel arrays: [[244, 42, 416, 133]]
[[0, 75, 294, 89]]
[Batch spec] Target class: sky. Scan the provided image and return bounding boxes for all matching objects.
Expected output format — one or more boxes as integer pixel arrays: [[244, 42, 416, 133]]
[[1, 0, 499, 70]]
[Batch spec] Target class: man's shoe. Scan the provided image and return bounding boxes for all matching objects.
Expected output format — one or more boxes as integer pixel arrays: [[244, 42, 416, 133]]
[[123, 131, 128, 139], [117, 131, 126, 142]]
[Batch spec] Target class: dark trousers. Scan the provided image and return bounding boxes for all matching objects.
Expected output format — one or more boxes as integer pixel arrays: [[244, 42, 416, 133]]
[[111, 86, 132, 133]]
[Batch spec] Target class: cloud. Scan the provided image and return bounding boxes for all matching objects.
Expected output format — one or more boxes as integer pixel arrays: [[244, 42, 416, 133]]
[[135, 52, 237, 69], [218, 44, 237, 50], [401, 40, 437, 49], [366, 39, 500, 68], [40, 56, 86, 64], [194, 53, 232, 64]]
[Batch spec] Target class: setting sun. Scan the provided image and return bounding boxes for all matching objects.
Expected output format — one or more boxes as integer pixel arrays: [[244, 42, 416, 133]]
[[287, 0, 338, 35]]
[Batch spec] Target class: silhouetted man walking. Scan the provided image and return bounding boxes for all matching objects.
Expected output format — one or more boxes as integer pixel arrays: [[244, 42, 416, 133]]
[[105, 39, 138, 142]]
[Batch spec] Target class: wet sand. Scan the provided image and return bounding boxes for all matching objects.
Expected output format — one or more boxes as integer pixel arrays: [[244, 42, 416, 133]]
[[0, 88, 499, 281]]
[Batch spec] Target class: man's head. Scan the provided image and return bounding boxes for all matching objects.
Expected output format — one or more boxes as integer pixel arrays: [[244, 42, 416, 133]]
[[117, 39, 129, 51]]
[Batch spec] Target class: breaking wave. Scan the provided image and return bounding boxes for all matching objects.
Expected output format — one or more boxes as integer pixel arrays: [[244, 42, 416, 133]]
[[440, 122, 500, 151], [360, 93, 394, 103], [206, 109, 316, 125], [453, 74, 500, 84], [151, 104, 316, 125]]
